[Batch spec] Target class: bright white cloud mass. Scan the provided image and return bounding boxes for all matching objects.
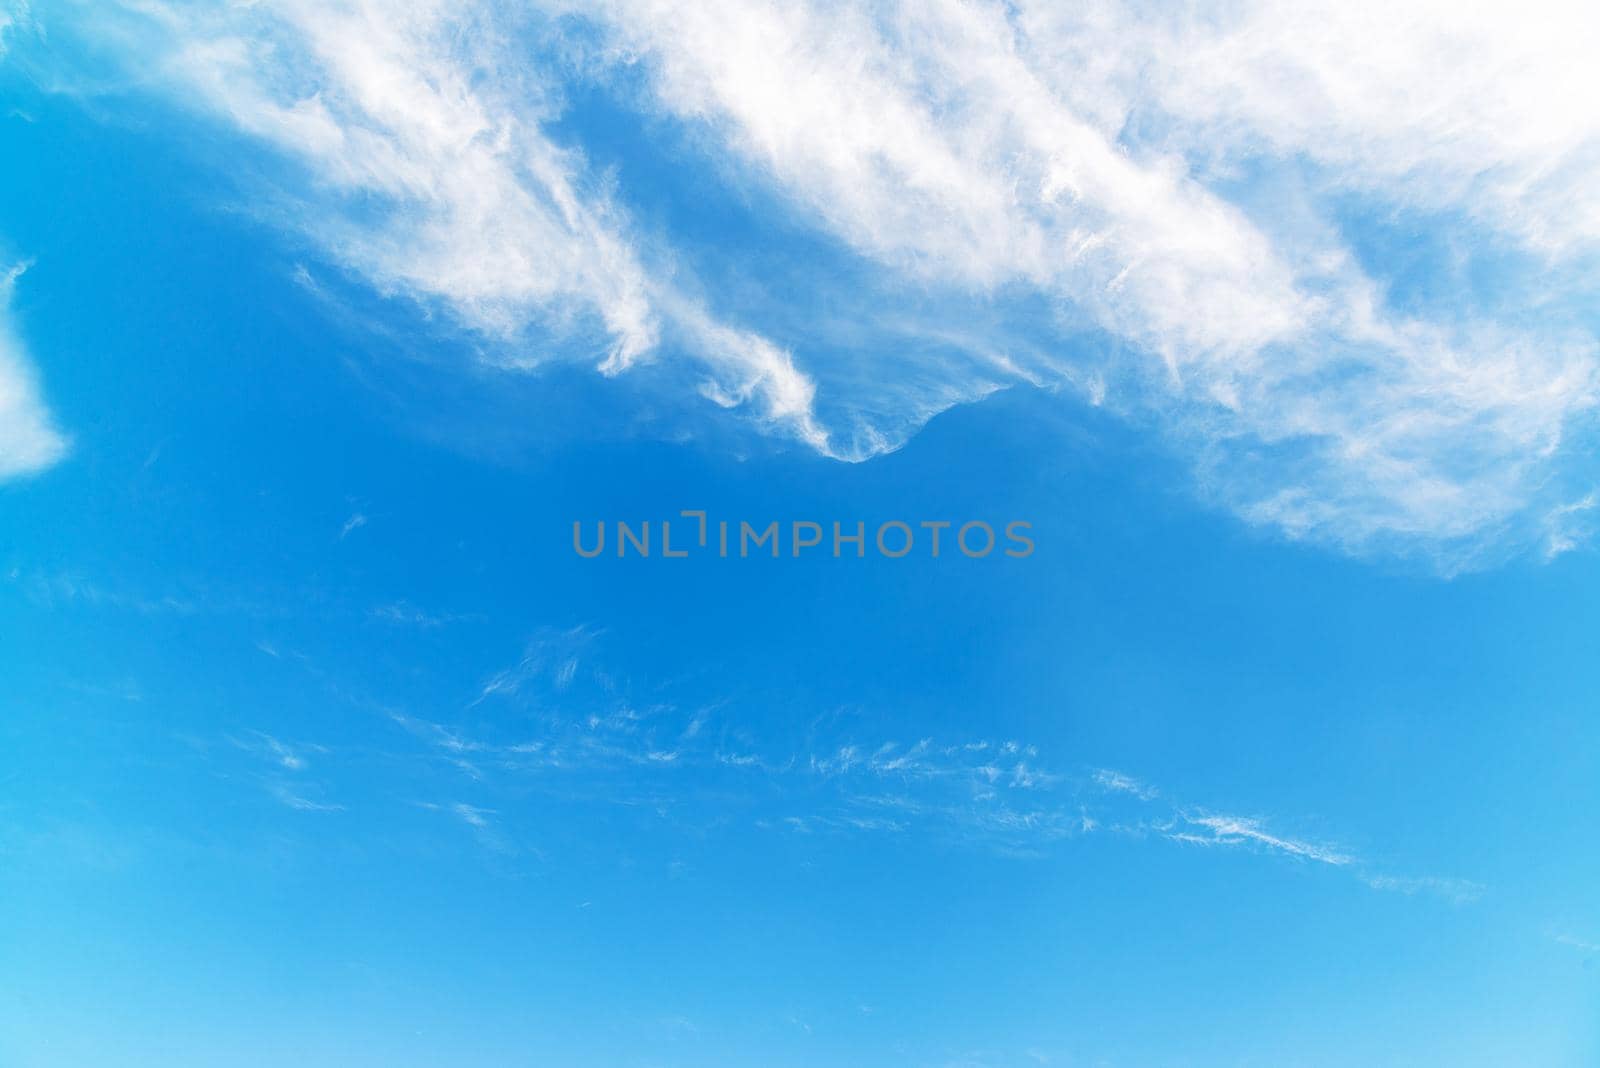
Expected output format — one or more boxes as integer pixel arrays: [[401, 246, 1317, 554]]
[[52, 0, 1600, 566], [0, 261, 67, 481]]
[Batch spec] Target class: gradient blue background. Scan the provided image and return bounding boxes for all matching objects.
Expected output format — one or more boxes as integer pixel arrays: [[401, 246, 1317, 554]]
[[3, 56, 1599, 1068]]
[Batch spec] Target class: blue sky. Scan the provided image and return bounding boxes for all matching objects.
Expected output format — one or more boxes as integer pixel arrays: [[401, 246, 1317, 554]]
[[4, 3, 1600, 1065]]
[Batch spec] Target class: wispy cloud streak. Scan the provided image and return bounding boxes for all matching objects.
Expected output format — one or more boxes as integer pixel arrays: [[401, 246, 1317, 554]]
[[265, 632, 1477, 903], [0, 261, 67, 481], [50, 0, 830, 451]]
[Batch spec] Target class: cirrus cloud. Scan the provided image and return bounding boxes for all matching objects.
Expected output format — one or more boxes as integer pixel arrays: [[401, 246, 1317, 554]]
[[35, 0, 1600, 567], [0, 261, 68, 482]]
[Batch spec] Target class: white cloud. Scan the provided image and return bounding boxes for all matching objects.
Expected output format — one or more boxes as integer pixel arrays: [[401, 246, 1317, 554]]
[[271, 787, 343, 813], [586, 0, 1600, 565], [1553, 932, 1600, 954], [1092, 768, 1157, 800], [0, 3, 30, 57], [450, 801, 494, 829], [0, 262, 67, 482], [74, 0, 830, 451], [592, 0, 1308, 354], [1363, 873, 1485, 905], [1018, 1, 1600, 259], [142, 0, 659, 361], [51, 0, 1600, 564], [237, 627, 1486, 902], [1172, 812, 1353, 866]]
